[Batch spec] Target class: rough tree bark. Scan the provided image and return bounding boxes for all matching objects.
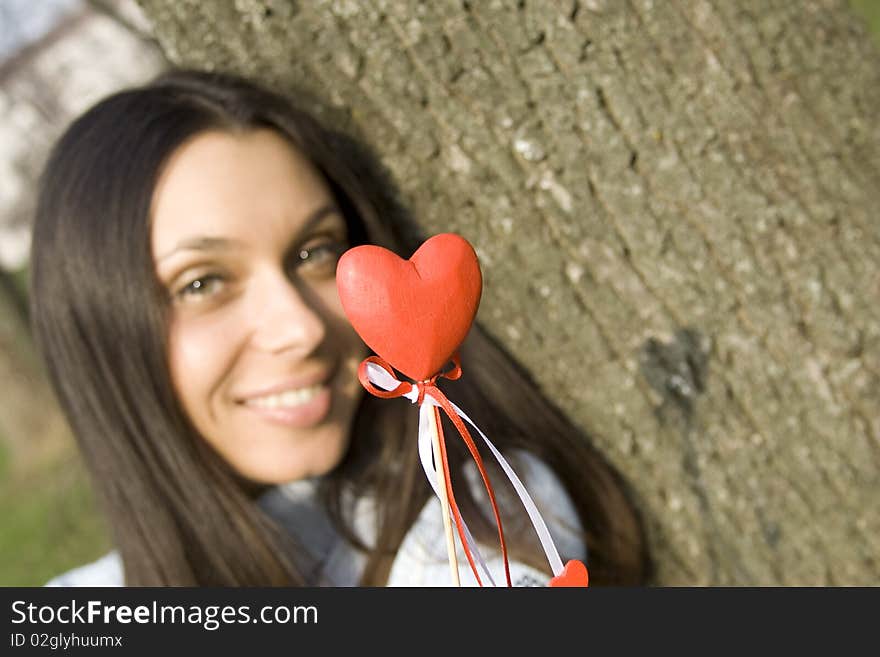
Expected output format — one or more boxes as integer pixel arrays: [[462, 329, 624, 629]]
[[128, 0, 879, 585]]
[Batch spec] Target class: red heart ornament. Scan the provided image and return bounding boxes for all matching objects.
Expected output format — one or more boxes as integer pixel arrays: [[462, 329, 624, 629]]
[[549, 559, 589, 587], [336, 233, 482, 381]]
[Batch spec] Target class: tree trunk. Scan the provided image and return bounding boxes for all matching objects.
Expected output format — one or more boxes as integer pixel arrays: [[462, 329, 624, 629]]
[[135, 0, 879, 585]]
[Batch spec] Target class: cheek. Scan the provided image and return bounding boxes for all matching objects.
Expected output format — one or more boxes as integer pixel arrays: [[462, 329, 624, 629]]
[[167, 315, 236, 414], [321, 287, 369, 391], [326, 293, 368, 361]]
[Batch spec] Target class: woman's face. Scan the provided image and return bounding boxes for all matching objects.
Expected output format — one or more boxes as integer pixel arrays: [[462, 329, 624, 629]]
[[151, 128, 368, 484]]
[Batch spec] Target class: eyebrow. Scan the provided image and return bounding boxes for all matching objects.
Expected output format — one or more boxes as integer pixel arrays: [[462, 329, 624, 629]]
[[156, 204, 342, 263]]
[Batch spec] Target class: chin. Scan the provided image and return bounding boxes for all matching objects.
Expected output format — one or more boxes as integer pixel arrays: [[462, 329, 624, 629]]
[[240, 441, 350, 485]]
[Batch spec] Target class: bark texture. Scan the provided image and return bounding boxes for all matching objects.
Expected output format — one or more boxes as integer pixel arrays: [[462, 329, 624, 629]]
[[135, 0, 879, 585]]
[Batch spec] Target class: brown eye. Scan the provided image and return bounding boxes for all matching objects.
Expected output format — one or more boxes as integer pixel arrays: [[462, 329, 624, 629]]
[[295, 240, 347, 274], [175, 274, 226, 300]]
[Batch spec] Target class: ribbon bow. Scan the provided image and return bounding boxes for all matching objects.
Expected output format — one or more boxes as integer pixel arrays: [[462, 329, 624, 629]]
[[358, 354, 584, 587]]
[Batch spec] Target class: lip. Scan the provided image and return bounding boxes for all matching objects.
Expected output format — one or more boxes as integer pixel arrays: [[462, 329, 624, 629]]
[[234, 366, 336, 403], [241, 384, 333, 429]]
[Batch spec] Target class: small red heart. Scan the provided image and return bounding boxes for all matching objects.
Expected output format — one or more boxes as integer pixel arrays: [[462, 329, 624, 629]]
[[549, 560, 589, 587], [336, 234, 482, 381]]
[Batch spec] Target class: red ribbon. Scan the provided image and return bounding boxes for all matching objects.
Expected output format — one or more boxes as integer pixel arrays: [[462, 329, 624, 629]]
[[358, 354, 512, 587]]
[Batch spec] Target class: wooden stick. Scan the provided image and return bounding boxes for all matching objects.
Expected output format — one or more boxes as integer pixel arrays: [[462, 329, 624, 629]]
[[428, 408, 460, 586]]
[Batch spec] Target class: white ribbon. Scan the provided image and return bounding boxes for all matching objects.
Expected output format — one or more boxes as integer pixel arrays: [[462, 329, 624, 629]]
[[417, 402, 497, 587], [364, 361, 565, 582]]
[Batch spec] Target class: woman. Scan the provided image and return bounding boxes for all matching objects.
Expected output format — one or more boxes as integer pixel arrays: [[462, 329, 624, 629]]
[[32, 69, 651, 586]]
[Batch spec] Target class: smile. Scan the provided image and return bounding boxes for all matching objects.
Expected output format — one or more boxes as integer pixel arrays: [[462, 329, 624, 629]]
[[242, 384, 325, 409], [240, 383, 333, 429]]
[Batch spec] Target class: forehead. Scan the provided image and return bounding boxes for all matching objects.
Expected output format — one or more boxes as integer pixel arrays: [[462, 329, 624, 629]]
[[150, 129, 332, 256]]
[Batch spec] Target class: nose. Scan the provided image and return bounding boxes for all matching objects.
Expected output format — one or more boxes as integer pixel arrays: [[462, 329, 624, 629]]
[[249, 273, 327, 356]]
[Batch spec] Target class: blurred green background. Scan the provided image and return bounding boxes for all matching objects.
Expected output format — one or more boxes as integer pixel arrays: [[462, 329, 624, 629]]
[[1, 1, 879, 587], [853, 0, 880, 36]]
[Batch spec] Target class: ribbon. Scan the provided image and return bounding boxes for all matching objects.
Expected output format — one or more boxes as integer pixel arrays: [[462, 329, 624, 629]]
[[358, 354, 570, 586]]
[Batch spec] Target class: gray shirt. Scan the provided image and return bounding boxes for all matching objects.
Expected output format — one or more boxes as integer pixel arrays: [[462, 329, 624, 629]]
[[46, 450, 586, 587]]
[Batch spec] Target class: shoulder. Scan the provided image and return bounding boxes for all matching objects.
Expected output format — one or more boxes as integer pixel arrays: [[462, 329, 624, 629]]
[[44, 551, 124, 587], [387, 450, 586, 587], [464, 449, 586, 561]]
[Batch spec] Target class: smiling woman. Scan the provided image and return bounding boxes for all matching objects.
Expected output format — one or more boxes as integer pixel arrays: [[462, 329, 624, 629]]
[[30, 69, 651, 586], [152, 129, 367, 485]]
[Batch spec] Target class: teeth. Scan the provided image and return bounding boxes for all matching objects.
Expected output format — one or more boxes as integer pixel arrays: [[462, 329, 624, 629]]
[[245, 384, 323, 409]]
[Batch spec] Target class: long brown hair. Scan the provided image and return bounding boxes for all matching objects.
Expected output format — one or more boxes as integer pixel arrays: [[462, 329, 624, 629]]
[[30, 69, 651, 586]]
